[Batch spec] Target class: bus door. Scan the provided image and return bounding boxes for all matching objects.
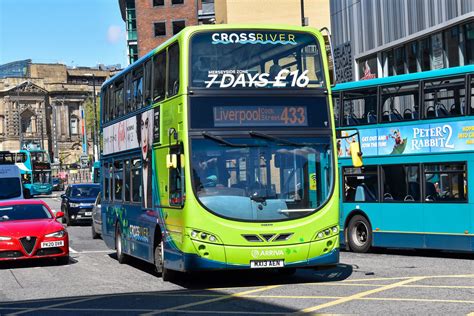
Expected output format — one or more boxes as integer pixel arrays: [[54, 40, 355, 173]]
[[125, 158, 151, 261], [158, 140, 185, 254]]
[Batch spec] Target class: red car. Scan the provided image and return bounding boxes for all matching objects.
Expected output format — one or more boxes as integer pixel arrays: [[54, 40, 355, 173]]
[[0, 200, 69, 264]]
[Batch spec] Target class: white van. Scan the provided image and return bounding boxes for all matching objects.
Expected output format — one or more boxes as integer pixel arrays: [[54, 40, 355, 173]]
[[0, 165, 24, 200]]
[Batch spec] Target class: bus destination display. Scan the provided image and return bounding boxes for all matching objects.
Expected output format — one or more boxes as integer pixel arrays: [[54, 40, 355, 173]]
[[213, 106, 308, 127]]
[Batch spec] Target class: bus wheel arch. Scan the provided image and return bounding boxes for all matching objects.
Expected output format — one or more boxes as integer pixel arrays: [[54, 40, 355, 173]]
[[344, 211, 373, 253]]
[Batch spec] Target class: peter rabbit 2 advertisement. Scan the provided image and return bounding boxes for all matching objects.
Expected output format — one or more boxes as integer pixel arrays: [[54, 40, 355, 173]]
[[338, 119, 474, 157]]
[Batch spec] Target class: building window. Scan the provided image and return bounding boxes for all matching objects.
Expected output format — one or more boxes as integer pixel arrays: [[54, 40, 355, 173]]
[[129, 44, 138, 64], [418, 37, 431, 71], [406, 41, 418, 73], [430, 32, 444, 70], [464, 22, 474, 65], [445, 26, 460, 67], [154, 22, 166, 37], [0, 115, 4, 135], [172, 20, 185, 35], [171, 0, 184, 4], [393, 46, 405, 75], [153, 0, 164, 6], [358, 55, 377, 80], [70, 117, 78, 135], [383, 49, 394, 76]]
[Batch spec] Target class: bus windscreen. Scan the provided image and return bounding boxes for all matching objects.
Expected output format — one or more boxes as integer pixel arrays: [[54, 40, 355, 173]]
[[191, 31, 324, 89]]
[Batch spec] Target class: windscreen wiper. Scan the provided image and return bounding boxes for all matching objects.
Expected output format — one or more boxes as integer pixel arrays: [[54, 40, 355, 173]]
[[202, 132, 261, 148], [249, 131, 326, 147]]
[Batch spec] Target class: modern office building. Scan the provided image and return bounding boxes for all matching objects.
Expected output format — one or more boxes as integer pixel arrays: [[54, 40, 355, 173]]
[[118, 0, 215, 64], [330, 0, 474, 83]]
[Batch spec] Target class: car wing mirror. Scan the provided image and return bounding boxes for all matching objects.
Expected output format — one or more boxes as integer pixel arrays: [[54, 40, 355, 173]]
[[55, 211, 65, 219], [60, 194, 67, 199]]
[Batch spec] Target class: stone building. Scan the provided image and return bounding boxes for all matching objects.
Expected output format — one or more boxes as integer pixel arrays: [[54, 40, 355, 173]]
[[0, 60, 119, 165]]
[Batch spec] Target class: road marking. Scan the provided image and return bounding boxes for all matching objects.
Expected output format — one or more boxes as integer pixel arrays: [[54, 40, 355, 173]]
[[68, 247, 78, 253], [245, 295, 474, 304], [292, 276, 427, 314], [76, 250, 113, 254], [142, 285, 281, 316], [306, 282, 474, 290], [6, 296, 102, 316], [341, 274, 474, 283], [0, 307, 291, 315]]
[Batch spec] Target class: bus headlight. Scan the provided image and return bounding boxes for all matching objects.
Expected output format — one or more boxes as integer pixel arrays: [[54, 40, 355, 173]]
[[315, 225, 339, 240], [188, 228, 221, 244]]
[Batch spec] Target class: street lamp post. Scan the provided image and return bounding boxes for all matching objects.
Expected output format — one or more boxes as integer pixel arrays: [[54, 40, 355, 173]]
[[300, 0, 308, 26]]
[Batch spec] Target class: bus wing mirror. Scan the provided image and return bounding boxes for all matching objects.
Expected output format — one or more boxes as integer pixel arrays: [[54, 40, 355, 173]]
[[166, 154, 177, 169], [320, 27, 336, 87], [350, 142, 363, 167]]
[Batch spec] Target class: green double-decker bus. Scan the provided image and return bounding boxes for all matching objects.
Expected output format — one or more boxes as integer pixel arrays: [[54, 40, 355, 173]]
[[100, 25, 340, 279]]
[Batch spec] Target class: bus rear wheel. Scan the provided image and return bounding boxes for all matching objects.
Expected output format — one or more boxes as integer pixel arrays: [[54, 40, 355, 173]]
[[115, 226, 128, 264], [347, 215, 372, 253], [154, 240, 171, 281]]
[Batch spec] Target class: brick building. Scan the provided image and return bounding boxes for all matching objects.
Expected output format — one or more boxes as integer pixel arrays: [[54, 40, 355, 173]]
[[0, 60, 118, 165], [119, 0, 215, 64]]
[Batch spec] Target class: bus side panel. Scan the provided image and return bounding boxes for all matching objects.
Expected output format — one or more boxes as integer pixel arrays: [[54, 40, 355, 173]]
[[102, 201, 117, 250], [379, 203, 425, 249], [127, 204, 153, 261]]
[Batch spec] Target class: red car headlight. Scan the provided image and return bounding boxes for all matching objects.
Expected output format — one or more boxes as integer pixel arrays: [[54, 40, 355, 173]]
[[0, 236, 12, 241], [45, 230, 66, 238]]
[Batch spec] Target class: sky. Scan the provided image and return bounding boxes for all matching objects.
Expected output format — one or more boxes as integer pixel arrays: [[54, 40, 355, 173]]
[[0, 0, 127, 68]]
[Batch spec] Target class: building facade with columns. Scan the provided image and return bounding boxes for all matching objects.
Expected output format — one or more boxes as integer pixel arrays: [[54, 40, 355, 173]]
[[0, 60, 118, 166]]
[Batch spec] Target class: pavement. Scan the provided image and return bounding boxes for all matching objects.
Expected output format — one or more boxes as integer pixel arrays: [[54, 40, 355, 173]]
[[0, 195, 472, 315]]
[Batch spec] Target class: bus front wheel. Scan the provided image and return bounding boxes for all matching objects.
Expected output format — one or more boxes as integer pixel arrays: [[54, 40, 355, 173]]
[[154, 240, 171, 281], [347, 215, 372, 253]]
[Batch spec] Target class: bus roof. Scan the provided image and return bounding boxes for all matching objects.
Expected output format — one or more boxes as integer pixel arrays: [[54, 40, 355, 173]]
[[332, 64, 474, 92], [101, 24, 323, 89]]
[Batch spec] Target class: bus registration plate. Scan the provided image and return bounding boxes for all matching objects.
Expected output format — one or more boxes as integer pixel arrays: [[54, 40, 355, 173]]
[[250, 260, 284, 268]]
